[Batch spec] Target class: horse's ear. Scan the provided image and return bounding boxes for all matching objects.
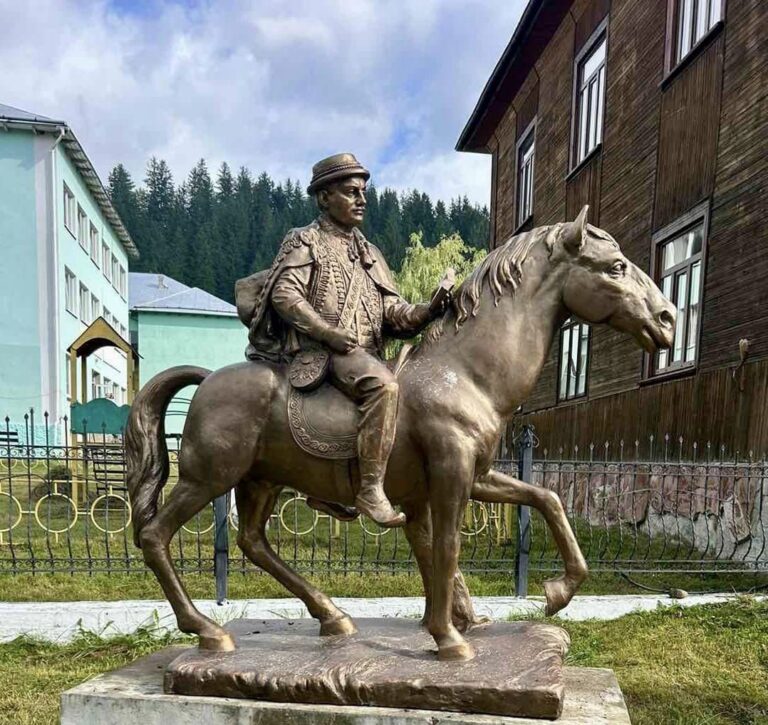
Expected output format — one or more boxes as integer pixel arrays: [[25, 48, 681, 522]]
[[561, 205, 589, 254]]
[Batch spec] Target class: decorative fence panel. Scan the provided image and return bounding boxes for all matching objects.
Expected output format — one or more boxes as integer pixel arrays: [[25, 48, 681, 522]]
[[1, 416, 766, 584]]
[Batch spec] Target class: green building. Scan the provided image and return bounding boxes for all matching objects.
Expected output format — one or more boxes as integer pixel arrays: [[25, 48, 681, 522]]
[[0, 104, 138, 443], [129, 273, 245, 436]]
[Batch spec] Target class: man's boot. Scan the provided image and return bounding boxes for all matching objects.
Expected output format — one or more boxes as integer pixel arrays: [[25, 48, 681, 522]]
[[355, 467, 406, 528]]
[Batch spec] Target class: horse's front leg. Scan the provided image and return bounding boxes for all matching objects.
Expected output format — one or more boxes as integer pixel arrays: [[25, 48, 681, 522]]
[[472, 469, 588, 615], [427, 447, 476, 661]]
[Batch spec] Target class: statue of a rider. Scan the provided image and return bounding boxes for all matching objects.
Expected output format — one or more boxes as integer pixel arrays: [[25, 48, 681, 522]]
[[235, 153, 447, 527]]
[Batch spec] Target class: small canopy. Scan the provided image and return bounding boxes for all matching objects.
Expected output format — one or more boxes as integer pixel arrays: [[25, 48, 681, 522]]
[[67, 317, 140, 405]]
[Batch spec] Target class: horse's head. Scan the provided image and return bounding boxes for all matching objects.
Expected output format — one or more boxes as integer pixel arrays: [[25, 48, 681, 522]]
[[555, 206, 675, 353]]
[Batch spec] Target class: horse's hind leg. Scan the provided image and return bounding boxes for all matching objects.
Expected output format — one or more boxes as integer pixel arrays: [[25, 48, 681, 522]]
[[236, 481, 356, 636], [472, 469, 588, 615], [139, 474, 235, 651]]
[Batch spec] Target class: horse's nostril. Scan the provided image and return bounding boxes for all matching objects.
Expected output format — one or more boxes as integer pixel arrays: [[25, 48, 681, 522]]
[[658, 309, 675, 328]]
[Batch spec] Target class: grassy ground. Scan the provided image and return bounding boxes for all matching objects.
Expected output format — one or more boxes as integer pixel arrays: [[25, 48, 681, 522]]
[[0, 569, 764, 602], [0, 598, 765, 724]]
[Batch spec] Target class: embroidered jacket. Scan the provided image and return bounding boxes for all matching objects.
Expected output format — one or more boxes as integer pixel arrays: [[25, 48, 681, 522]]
[[235, 215, 431, 361]]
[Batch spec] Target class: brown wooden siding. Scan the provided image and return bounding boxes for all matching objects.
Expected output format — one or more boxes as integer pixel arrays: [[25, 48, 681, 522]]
[[515, 79, 539, 137], [653, 33, 724, 231], [699, 0, 768, 371], [565, 153, 602, 221], [515, 357, 768, 456], [481, 0, 767, 446], [573, 0, 610, 52]]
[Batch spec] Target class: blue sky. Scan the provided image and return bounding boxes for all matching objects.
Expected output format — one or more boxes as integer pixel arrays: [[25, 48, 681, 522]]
[[0, 0, 526, 205]]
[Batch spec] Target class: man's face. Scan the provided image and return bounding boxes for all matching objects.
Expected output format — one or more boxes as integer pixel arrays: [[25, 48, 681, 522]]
[[320, 176, 367, 228]]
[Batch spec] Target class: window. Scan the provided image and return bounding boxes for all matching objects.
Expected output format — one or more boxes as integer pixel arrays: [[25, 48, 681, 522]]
[[63, 185, 76, 235], [651, 207, 707, 374], [64, 268, 77, 315], [91, 294, 100, 323], [77, 207, 88, 250], [91, 372, 101, 400], [118, 265, 127, 297], [573, 30, 607, 167], [112, 382, 120, 403], [558, 318, 590, 401], [79, 284, 90, 324], [103, 307, 112, 327], [111, 254, 119, 289], [119, 324, 127, 340], [516, 121, 536, 227], [675, 0, 723, 64], [89, 223, 100, 264], [102, 242, 111, 278]]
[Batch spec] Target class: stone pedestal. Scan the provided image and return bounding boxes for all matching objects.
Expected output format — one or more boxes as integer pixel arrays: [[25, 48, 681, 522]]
[[164, 618, 570, 719], [61, 618, 632, 723]]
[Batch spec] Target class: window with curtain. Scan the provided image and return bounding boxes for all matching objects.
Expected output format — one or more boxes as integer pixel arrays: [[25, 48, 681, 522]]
[[676, 0, 723, 64]]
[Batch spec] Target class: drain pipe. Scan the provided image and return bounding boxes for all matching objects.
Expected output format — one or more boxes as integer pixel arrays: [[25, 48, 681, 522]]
[[50, 126, 66, 427]]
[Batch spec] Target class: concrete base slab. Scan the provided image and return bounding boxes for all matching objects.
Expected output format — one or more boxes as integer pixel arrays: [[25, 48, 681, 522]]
[[61, 647, 631, 724]]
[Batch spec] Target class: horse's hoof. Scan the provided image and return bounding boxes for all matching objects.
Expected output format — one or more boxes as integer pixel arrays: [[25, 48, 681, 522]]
[[320, 615, 357, 636], [199, 631, 236, 652], [543, 576, 579, 616], [438, 641, 476, 662]]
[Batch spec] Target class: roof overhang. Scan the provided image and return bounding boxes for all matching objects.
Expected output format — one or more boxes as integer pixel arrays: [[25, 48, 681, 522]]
[[0, 117, 139, 259], [456, 0, 572, 153]]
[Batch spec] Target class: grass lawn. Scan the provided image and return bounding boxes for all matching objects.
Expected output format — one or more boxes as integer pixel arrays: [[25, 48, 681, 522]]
[[0, 598, 765, 724]]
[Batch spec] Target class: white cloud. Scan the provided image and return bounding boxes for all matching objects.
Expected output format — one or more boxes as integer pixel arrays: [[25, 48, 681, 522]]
[[0, 0, 526, 206]]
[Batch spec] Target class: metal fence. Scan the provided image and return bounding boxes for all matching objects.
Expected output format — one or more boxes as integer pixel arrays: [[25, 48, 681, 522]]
[[1, 414, 766, 594]]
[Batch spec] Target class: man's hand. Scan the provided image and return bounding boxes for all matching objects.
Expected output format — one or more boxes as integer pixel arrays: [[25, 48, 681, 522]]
[[322, 326, 358, 354]]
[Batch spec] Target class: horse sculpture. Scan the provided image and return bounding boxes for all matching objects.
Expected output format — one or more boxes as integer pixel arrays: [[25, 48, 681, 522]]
[[126, 207, 675, 661]]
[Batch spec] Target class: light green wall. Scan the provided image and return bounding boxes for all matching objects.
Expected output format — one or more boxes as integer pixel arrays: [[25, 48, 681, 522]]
[[56, 145, 131, 410], [133, 311, 245, 434], [0, 131, 41, 421]]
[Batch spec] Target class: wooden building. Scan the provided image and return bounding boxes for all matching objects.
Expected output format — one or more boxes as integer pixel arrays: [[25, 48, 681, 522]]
[[457, 0, 768, 455]]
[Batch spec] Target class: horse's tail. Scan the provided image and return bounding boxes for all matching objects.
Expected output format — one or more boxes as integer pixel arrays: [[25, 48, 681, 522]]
[[125, 365, 211, 548]]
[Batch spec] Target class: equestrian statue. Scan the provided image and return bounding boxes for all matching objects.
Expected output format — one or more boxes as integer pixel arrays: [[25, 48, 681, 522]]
[[125, 153, 676, 661]]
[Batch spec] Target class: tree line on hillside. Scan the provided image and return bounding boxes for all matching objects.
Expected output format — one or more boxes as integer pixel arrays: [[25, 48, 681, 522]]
[[108, 158, 489, 303]]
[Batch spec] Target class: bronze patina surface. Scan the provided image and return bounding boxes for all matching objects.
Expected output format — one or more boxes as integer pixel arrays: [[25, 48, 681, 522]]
[[125, 152, 676, 664], [164, 618, 570, 720]]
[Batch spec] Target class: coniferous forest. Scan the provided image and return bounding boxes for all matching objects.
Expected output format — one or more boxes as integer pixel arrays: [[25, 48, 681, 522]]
[[108, 158, 490, 303]]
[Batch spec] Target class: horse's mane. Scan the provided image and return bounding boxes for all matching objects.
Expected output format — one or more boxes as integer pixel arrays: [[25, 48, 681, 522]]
[[421, 224, 555, 347]]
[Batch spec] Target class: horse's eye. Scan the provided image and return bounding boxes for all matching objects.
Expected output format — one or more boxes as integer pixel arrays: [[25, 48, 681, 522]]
[[610, 261, 627, 277]]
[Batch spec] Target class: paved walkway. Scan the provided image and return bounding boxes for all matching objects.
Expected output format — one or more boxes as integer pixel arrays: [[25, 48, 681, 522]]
[[0, 592, 762, 643]]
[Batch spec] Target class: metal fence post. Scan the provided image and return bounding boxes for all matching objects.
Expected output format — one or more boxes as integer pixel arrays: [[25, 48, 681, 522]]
[[213, 493, 229, 604], [515, 424, 534, 598]]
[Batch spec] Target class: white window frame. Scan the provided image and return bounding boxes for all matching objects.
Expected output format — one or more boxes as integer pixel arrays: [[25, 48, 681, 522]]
[[111, 253, 119, 289], [558, 318, 590, 401], [63, 184, 76, 236], [89, 223, 100, 265], [648, 202, 708, 377], [91, 294, 100, 323], [118, 265, 127, 298], [515, 119, 536, 228], [64, 268, 77, 316], [675, 0, 724, 64], [79, 284, 90, 324], [77, 206, 88, 251], [102, 242, 111, 279], [572, 23, 608, 169]]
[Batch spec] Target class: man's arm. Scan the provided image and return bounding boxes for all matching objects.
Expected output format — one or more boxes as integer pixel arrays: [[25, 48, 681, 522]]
[[382, 295, 435, 339], [271, 267, 356, 353]]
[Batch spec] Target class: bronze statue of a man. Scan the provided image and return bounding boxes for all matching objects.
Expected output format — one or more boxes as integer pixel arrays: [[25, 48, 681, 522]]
[[238, 153, 443, 527]]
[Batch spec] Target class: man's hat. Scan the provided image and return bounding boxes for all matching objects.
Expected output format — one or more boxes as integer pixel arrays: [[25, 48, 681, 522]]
[[307, 153, 370, 196]]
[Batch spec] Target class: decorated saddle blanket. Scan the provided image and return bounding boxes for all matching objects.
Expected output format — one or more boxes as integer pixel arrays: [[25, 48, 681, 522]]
[[286, 344, 413, 460]]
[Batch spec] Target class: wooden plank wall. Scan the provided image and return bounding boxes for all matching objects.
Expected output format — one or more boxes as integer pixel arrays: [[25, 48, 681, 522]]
[[514, 357, 768, 456], [699, 0, 768, 371], [653, 36, 724, 230], [484, 0, 767, 443]]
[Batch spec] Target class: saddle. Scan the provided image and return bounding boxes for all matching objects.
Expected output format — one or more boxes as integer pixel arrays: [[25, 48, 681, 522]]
[[287, 344, 413, 460]]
